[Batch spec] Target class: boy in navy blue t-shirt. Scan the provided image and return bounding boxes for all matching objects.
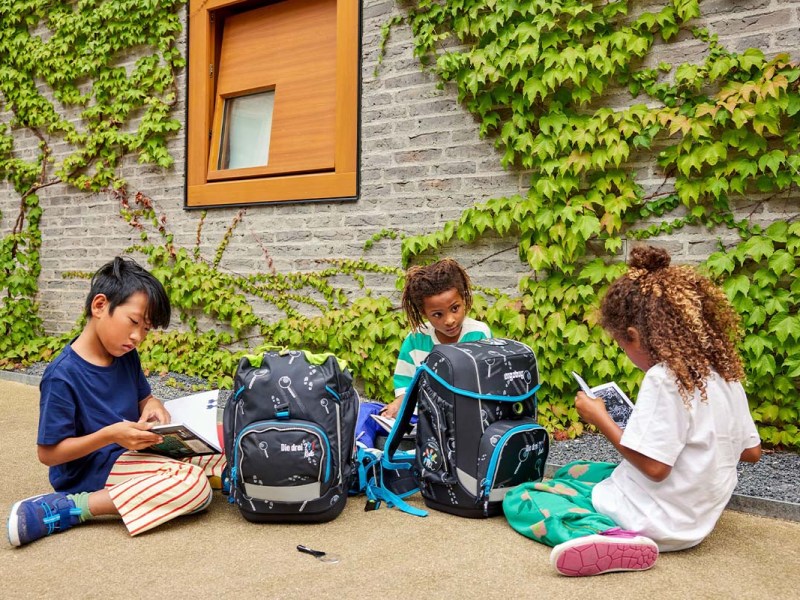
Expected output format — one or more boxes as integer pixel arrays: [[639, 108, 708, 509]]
[[7, 257, 224, 546]]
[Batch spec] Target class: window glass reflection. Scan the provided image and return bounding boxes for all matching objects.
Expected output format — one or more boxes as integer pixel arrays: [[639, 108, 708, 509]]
[[218, 91, 275, 170]]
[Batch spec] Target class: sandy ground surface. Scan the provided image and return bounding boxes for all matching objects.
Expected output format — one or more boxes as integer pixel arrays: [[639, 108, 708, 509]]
[[2, 379, 800, 599]]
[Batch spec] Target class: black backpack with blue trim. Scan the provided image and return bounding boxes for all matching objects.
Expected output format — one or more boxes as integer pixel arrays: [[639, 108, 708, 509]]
[[223, 350, 359, 523], [382, 338, 549, 518]]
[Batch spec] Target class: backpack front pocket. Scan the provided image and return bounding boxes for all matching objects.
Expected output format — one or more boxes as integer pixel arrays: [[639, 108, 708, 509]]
[[476, 420, 548, 508], [232, 420, 331, 503]]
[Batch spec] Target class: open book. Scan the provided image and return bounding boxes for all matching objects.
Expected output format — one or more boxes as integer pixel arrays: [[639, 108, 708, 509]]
[[370, 413, 417, 439], [571, 371, 634, 429], [147, 390, 222, 458]]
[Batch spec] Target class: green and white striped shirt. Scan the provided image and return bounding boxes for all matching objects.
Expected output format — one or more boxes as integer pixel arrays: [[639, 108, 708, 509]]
[[393, 317, 492, 397]]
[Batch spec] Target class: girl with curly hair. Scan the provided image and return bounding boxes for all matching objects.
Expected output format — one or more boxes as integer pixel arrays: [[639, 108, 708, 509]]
[[504, 245, 761, 577]]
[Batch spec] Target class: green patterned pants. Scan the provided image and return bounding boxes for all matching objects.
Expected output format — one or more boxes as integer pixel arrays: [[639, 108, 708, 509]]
[[503, 460, 620, 547]]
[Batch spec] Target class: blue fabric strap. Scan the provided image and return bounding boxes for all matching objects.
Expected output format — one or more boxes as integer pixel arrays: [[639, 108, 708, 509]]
[[365, 477, 428, 518]]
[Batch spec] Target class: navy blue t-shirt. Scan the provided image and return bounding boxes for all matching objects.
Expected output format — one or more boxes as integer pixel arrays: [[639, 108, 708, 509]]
[[37, 344, 152, 494]]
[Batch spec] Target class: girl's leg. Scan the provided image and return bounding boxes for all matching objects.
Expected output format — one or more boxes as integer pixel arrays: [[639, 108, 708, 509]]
[[504, 461, 659, 577], [551, 460, 617, 484], [105, 451, 213, 536], [503, 471, 618, 548]]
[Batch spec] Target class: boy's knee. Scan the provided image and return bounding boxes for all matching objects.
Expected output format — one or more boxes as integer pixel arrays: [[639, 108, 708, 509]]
[[189, 479, 214, 514], [182, 467, 213, 515]]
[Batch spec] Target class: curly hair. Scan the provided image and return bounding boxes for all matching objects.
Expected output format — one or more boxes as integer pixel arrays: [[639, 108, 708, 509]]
[[600, 245, 744, 405], [401, 258, 473, 331]]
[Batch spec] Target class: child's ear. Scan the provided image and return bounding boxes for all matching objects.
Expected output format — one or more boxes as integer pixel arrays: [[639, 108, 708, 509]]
[[90, 294, 109, 317], [626, 327, 642, 346]]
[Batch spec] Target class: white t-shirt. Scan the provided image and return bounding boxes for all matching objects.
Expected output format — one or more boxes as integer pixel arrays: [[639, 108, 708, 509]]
[[592, 364, 760, 552]]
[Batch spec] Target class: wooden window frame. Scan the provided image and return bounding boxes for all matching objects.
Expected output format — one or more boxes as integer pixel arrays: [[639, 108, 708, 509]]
[[185, 0, 360, 208]]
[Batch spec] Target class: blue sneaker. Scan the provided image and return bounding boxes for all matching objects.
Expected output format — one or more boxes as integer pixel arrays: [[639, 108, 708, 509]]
[[7, 493, 83, 547]]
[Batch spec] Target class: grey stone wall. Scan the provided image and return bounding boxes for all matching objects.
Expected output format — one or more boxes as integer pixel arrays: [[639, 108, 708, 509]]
[[0, 0, 798, 335]]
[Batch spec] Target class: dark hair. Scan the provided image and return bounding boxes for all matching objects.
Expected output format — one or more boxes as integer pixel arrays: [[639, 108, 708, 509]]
[[600, 245, 743, 404], [401, 258, 473, 330], [85, 257, 171, 329]]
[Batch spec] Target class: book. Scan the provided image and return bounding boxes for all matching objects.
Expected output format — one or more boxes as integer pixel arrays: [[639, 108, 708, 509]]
[[146, 390, 222, 458], [571, 371, 634, 429], [370, 413, 417, 439]]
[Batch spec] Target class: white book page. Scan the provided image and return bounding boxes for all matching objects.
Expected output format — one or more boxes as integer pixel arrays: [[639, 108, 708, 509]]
[[571, 371, 596, 398], [370, 413, 417, 438], [156, 390, 220, 451]]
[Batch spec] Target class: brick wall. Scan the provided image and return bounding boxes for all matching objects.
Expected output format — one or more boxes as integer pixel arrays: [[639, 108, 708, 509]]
[[1, 0, 798, 335]]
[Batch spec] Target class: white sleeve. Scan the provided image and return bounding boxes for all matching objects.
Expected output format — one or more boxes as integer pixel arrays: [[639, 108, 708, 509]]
[[735, 384, 761, 451], [619, 365, 689, 467]]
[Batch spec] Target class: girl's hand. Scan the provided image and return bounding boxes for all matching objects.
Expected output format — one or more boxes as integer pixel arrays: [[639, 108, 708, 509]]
[[574, 391, 612, 429], [107, 421, 162, 451], [138, 395, 170, 425]]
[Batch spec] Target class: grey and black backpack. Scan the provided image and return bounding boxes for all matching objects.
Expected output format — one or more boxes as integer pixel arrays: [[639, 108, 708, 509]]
[[382, 338, 549, 518], [223, 350, 359, 523]]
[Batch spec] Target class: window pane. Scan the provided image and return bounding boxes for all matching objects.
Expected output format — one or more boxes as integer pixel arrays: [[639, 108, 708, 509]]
[[218, 91, 275, 170]]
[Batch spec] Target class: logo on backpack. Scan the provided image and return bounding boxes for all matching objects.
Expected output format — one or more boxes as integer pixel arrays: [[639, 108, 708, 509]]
[[279, 439, 318, 461], [503, 370, 528, 382], [421, 441, 443, 471]]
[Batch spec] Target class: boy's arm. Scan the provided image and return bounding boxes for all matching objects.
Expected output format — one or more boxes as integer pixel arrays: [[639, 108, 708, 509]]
[[37, 422, 163, 467], [380, 393, 405, 418], [383, 332, 420, 417]]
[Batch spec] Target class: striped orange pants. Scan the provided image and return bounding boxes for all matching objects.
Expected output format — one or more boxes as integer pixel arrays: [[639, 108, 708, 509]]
[[105, 451, 226, 536]]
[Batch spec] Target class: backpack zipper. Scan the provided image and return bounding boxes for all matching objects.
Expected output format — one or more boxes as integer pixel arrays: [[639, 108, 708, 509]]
[[481, 423, 544, 515]]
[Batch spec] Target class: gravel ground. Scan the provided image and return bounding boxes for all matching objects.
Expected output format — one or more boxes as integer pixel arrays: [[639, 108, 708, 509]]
[[10, 364, 799, 505]]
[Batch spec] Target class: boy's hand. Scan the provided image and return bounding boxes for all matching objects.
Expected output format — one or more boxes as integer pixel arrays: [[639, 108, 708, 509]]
[[574, 391, 612, 429], [138, 395, 170, 425], [108, 421, 162, 451]]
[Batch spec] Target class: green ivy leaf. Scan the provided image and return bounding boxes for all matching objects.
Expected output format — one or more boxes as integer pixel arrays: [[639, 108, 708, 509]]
[[722, 274, 750, 299], [741, 236, 774, 262], [768, 250, 795, 276], [769, 314, 800, 344]]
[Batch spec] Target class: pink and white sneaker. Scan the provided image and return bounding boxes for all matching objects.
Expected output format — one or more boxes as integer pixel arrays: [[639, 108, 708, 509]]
[[550, 528, 659, 577]]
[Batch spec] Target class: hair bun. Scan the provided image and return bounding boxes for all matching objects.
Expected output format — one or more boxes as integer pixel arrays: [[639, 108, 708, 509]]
[[628, 245, 671, 271]]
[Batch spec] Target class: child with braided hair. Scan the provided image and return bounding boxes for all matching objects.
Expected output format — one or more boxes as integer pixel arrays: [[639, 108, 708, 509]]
[[380, 258, 492, 418], [355, 259, 491, 445], [503, 245, 761, 576]]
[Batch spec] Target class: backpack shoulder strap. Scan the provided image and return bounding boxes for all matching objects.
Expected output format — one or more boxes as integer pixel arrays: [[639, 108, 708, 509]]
[[375, 366, 428, 517], [382, 366, 422, 468], [365, 473, 428, 517]]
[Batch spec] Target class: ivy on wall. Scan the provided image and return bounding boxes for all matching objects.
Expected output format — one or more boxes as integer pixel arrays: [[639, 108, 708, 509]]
[[0, 0, 184, 361], [388, 0, 800, 445], [0, 1, 798, 448]]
